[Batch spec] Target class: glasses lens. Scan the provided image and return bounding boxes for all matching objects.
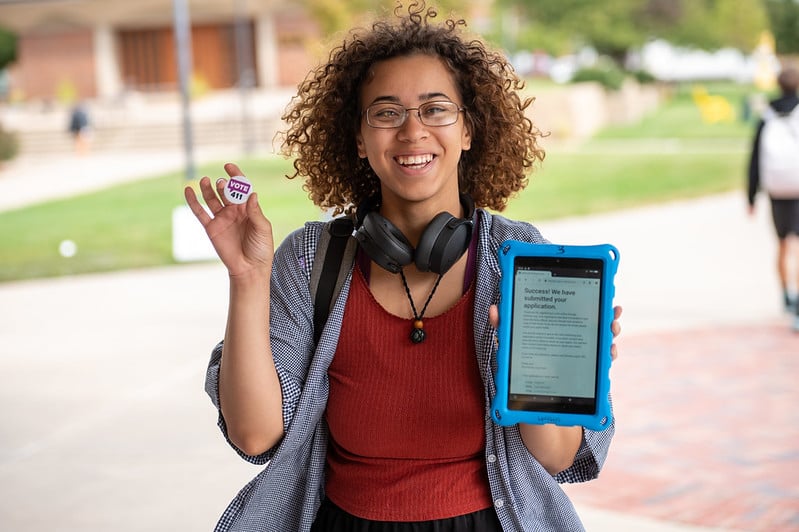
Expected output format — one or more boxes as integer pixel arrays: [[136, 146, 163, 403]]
[[365, 101, 461, 128], [418, 101, 460, 126], [367, 103, 405, 128]]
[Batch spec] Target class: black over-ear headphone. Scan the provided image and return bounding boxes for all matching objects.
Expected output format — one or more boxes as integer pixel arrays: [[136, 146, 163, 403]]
[[355, 194, 475, 275]]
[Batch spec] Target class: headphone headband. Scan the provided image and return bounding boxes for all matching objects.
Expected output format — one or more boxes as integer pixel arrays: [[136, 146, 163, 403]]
[[355, 194, 475, 274]]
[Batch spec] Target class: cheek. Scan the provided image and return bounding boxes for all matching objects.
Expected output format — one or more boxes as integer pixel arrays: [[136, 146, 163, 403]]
[[357, 130, 392, 159]]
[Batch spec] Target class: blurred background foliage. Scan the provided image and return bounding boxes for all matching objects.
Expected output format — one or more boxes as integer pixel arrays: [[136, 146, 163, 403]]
[[298, 0, 798, 57], [0, 25, 16, 70], [489, 0, 771, 58]]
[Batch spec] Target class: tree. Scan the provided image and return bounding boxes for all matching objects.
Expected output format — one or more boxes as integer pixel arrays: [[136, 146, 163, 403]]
[[493, 0, 647, 60], [0, 25, 17, 70], [764, 0, 799, 54], [492, 0, 769, 59], [714, 0, 770, 50], [644, 0, 768, 51], [301, 0, 475, 37]]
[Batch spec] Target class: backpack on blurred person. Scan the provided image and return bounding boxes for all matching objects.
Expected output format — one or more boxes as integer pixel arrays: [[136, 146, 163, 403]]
[[759, 105, 799, 198]]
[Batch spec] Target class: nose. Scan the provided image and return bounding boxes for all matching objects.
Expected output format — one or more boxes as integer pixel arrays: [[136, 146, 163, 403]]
[[397, 110, 428, 141]]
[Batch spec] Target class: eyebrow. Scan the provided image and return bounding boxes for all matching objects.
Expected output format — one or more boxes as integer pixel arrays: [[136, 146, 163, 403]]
[[368, 92, 453, 105]]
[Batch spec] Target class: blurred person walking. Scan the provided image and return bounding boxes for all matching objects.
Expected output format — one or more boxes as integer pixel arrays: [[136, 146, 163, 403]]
[[747, 66, 799, 331], [68, 100, 92, 155]]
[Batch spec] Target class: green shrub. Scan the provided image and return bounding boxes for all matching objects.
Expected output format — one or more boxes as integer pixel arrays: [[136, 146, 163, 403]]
[[571, 63, 627, 91], [630, 69, 657, 84], [0, 123, 18, 161]]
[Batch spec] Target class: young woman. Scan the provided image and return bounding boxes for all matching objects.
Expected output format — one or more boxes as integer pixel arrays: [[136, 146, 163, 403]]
[[185, 3, 622, 531]]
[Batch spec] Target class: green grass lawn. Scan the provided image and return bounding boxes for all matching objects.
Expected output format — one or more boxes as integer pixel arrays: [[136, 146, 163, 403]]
[[0, 157, 319, 282], [595, 82, 759, 140], [0, 81, 757, 283], [503, 148, 747, 222]]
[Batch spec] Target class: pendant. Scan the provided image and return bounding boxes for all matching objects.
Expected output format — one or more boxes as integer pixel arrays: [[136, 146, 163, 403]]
[[410, 319, 426, 344]]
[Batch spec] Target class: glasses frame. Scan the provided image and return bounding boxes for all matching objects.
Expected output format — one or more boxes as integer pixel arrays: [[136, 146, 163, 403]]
[[363, 100, 466, 129]]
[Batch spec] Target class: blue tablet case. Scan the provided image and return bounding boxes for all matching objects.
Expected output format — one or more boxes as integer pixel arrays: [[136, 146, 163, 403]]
[[491, 240, 619, 431]]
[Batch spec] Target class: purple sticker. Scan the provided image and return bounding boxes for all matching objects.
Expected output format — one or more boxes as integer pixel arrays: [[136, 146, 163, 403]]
[[224, 175, 252, 204]]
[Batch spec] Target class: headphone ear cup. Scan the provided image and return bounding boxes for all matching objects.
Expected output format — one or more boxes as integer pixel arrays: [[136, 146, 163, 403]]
[[415, 213, 473, 274], [355, 212, 414, 274]]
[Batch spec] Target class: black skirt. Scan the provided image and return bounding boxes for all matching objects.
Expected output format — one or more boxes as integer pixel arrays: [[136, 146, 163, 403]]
[[310, 498, 504, 532]]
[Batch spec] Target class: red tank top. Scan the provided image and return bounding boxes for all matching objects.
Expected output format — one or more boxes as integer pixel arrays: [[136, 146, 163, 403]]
[[324, 266, 492, 521]]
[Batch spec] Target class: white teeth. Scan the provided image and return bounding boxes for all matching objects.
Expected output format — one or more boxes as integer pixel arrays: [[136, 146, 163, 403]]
[[396, 154, 433, 166]]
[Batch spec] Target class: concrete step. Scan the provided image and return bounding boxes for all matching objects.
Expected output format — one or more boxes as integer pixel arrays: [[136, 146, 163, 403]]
[[15, 117, 283, 155]]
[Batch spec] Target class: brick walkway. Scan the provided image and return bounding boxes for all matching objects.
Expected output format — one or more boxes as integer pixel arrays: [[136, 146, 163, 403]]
[[564, 321, 799, 532]]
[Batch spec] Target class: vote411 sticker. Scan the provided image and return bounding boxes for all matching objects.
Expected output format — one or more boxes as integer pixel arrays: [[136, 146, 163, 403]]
[[224, 175, 253, 204]]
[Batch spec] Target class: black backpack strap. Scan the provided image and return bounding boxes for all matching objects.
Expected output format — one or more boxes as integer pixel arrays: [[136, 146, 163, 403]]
[[309, 216, 357, 344]]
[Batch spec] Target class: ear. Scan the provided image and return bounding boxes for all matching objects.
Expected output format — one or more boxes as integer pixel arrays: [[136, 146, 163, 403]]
[[356, 131, 367, 158], [461, 124, 472, 151]]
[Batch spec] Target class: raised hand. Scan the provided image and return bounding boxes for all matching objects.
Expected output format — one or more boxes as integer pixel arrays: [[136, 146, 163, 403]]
[[184, 163, 274, 277]]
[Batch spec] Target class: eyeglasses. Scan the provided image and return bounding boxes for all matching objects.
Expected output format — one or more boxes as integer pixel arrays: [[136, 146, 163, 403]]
[[364, 100, 465, 129]]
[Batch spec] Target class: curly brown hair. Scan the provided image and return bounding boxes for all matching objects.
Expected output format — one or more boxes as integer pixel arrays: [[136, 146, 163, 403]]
[[279, 1, 545, 214]]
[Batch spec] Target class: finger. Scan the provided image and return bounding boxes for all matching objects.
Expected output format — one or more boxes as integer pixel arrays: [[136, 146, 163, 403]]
[[198, 176, 225, 212], [488, 304, 500, 349], [613, 305, 623, 320], [610, 343, 618, 361], [184, 186, 212, 226], [611, 320, 621, 338], [488, 304, 499, 328], [246, 193, 270, 228], [215, 177, 230, 207], [224, 162, 244, 177]]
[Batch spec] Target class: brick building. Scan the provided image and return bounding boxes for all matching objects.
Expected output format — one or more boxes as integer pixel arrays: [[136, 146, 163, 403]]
[[0, 0, 321, 102]]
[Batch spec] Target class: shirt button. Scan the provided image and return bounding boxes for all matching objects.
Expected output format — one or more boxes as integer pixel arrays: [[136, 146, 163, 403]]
[[494, 499, 505, 509], [487, 454, 497, 463]]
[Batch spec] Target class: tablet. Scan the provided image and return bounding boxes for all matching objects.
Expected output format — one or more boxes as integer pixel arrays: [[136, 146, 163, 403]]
[[491, 241, 619, 431]]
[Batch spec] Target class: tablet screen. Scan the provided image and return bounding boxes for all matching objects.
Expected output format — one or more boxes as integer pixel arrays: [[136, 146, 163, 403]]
[[508, 256, 604, 415]]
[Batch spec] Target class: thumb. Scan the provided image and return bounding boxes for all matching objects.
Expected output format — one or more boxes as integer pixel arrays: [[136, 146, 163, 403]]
[[247, 193, 273, 232]]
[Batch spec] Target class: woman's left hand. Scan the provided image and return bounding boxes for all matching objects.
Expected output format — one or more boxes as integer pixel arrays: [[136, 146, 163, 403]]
[[609, 305, 622, 361]]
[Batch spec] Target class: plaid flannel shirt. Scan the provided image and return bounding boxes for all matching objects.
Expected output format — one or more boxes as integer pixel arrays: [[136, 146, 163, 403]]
[[205, 209, 615, 531]]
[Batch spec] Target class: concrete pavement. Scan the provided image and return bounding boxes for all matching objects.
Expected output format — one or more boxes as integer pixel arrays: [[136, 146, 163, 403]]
[[0, 147, 240, 213], [0, 149, 797, 531]]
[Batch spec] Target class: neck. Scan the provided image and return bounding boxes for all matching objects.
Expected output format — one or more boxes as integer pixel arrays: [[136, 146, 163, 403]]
[[379, 194, 464, 246]]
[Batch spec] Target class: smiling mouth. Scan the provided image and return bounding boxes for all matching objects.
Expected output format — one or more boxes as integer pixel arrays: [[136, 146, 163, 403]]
[[395, 154, 435, 169]]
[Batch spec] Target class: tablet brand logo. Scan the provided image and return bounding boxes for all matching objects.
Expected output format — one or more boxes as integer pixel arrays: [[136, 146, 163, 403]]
[[557, 246, 565, 254]]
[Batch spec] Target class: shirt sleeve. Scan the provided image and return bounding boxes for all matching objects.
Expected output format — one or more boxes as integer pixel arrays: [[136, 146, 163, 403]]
[[555, 399, 615, 483], [203, 227, 316, 464], [747, 119, 765, 206]]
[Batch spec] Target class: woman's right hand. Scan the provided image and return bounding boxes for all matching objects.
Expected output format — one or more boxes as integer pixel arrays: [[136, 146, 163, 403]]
[[184, 163, 274, 277], [187, 163, 284, 454]]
